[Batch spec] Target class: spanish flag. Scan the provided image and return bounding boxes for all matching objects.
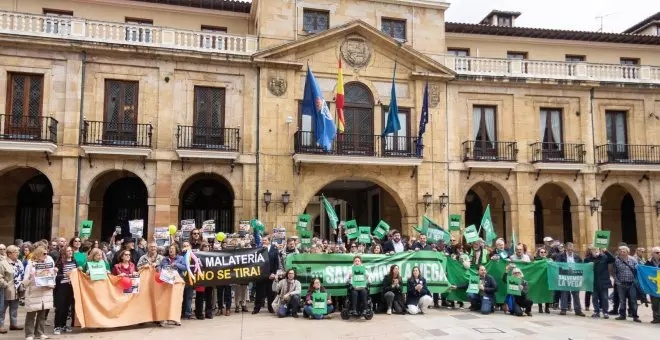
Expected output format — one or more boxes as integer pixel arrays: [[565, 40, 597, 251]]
[[336, 59, 345, 133]]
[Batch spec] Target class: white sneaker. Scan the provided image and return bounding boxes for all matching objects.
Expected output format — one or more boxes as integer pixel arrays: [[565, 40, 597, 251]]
[[64, 326, 73, 333], [387, 308, 392, 315], [25, 337, 34, 340], [53, 328, 61, 335], [40, 335, 49, 340]]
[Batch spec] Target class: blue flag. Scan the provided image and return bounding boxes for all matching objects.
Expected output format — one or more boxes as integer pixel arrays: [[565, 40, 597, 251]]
[[416, 81, 429, 156], [382, 63, 400, 135], [636, 264, 660, 298], [302, 67, 336, 151]]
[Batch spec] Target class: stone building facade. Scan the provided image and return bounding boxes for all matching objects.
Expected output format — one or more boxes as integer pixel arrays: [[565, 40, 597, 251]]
[[0, 0, 658, 251]]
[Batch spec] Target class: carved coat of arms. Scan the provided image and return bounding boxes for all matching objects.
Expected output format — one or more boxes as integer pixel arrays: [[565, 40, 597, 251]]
[[340, 36, 371, 69], [268, 76, 287, 96]]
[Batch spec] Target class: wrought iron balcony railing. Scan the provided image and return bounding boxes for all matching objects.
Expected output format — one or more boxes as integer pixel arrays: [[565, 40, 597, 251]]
[[294, 131, 421, 158], [595, 144, 660, 165], [0, 114, 57, 143], [530, 142, 585, 163], [81, 120, 152, 148], [462, 140, 517, 162], [176, 125, 240, 151]]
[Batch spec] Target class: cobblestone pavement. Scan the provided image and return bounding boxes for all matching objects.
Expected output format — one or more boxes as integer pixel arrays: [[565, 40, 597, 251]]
[[3, 298, 657, 340]]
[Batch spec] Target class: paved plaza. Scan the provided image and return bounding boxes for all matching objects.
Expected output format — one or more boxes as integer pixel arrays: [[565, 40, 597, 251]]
[[4, 298, 657, 340]]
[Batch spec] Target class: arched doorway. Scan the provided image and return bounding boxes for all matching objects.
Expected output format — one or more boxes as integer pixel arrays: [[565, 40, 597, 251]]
[[464, 182, 508, 241], [533, 183, 575, 246], [179, 174, 234, 233], [88, 171, 148, 241], [601, 184, 639, 247], [0, 168, 53, 243], [303, 179, 401, 240]]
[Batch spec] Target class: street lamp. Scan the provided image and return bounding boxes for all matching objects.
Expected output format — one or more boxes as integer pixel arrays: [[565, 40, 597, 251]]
[[281, 191, 290, 212], [589, 197, 600, 216], [655, 201, 660, 216], [423, 192, 432, 211], [264, 190, 272, 211], [439, 193, 449, 211]]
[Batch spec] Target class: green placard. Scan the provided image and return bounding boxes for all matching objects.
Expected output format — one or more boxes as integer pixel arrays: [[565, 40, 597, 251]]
[[594, 230, 610, 248], [351, 265, 367, 288], [449, 214, 462, 231], [344, 220, 359, 240], [358, 226, 371, 244], [88, 261, 107, 281], [296, 214, 311, 232], [507, 275, 522, 296], [464, 224, 480, 244], [373, 220, 390, 239], [547, 262, 594, 292], [311, 291, 328, 315], [466, 275, 480, 294], [80, 220, 93, 238], [300, 230, 313, 249]]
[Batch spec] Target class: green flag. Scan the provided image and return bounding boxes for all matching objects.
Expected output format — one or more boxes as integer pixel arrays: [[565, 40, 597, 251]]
[[480, 205, 496, 246], [415, 216, 450, 244], [547, 262, 594, 292], [321, 195, 338, 230]]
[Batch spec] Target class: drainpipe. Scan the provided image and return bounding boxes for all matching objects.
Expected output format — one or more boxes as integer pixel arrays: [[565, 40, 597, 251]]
[[255, 66, 261, 219], [589, 88, 596, 164], [73, 51, 87, 236]]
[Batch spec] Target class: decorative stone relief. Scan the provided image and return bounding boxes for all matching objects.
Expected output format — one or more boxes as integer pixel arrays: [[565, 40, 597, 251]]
[[429, 83, 440, 108], [267, 76, 287, 96], [340, 35, 371, 69]]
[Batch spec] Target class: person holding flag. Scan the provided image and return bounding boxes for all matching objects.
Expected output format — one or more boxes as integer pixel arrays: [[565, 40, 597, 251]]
[[643, 246, 660, 323], [302, 66, 337, 151]]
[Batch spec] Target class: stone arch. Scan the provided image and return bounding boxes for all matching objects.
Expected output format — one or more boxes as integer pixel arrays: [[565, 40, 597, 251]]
[[0, 165, 58, 196], [83, 167, 155, 203], [532, 179, 580, 207], [177, 172, 236, 233], [600, 182, 647, 248], [174, 171, 238, 205], [461, 179, 513, 208], [463, 180, 512, 242], [533, 181, 580, 245]]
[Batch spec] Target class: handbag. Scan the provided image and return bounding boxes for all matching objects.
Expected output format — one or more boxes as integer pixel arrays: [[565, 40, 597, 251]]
[[271, 280, 281, 310]]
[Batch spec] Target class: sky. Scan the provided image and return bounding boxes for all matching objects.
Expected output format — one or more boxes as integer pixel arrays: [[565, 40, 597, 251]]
[[444, 0, 659, 33]]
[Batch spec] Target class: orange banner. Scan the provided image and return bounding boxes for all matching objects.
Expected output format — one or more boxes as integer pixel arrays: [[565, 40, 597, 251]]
[[70, 268, 184, 328]]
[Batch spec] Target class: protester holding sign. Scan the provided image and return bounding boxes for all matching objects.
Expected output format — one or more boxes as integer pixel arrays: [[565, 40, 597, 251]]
[[194, 242, 214, 320], [53, 246, 76, 335], [463, 265, 497, 314], [489, 239, 510, 261], [273, 269, 302, 318], [303, 278, 333, 319], [345, 256, 371, 316], [86, 249, 110, 281], [406, 266, 433, 315], [584, 246, 615, 319], [22, 247, 55, 340], [556, 242, 586, 317], [613, 246, 641, 322], [382, 265, 405, 315], [503, 264, 532, 317]]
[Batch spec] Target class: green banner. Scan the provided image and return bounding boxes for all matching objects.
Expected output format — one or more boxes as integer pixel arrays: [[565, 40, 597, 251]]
[[464, 224, 480, 244], [285, 251, 450, 296], [547, 262, 594, 292], [507, 275, 522, 296], [312, 292, 328, 315], [449, 214, 461, 231], [594, 230, 610, 248], [344, 220, 358, 240], [80, 220, 93, 238], [358, 226, 371, 245], [373, 220, 390, 239], [296, 214, 311, 232]]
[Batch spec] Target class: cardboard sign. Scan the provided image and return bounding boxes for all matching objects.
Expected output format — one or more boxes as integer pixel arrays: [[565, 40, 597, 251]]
[[153, 227, 170, 247], [464, 224, 480, 244], [466, 274, 480, 294], [300, 230, 313, 249], [129, 219, 144, 238], [181, 219, 196, 232], [358, 226, 371, 245], [351, 265, 367, 288], [201, 220, 216, 239], [80, 220, 93, 238], [344, 220, 359, 240], [115, 226, 122, 235], [594, 230, 611, 248], [88, 261, 108, 281], [34, 262, 56, 287], [296, 214, 311, 232], [507, 276, 522, 296], [373, 220, 390, 239], [449, 214, 462, 231], [312, 291, 328, 315]]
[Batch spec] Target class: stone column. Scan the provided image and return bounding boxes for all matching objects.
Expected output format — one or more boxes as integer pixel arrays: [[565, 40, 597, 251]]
[[517, 203, 534, 249], [59, 157, 79, 237], [154, 161, 172, 228]]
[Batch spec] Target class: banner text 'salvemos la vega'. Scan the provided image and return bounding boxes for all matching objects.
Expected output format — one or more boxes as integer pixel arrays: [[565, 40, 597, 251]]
[[189, 248, 270, 286]]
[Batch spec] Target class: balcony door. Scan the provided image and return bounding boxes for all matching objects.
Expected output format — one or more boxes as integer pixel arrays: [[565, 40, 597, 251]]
[[193, 86, 225, 149], [5, 73, 43, 139], [341, 82, 374, 155], [605, 111, 627, 161], [540, 108, 563, 160], [104, 80, 138, 145], [472, 106, 497, 159]]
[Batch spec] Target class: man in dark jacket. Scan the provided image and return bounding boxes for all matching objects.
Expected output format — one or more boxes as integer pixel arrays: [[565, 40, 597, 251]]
[[412, 234, 433, 251], [556, 242, 586, 317], [584, 246, 615, 318], [464, 265, 497, 314], [382, 230, 407, 254], [646, 246, 660, 324], [253, 236, 279, 314]]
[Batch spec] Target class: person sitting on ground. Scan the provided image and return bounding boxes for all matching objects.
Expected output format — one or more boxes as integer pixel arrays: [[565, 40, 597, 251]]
[[302, 277, 333, 319], [382, 265, 405, 315], [463, 265, 497, 314], [509, 244, 531, 263], [406, 266, 433, 315], [503, 264, 532, 317], [345, 256, 371, 316], [273, 269, 302, 318]]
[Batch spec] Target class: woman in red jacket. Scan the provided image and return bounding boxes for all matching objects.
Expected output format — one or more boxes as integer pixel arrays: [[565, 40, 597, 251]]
[[112, 250, 136, 277]]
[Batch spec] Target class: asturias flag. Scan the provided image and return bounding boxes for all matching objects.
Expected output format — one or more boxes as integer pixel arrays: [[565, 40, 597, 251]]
[[636, 264, 660, 297], [382, 63, 401, 135], [416, 81, 429, 157], [336, 59, 345, 133], [302, 66, 337, 151]]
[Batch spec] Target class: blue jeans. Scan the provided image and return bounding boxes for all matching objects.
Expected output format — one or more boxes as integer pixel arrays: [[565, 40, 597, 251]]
[[617, 283, 638, 319], [467, 293, 493, 314], [0, 299, 18, 328], [561, 291, 581, 313], [303, 304, 334, 319], [591, 287, 609, 314], [277, 294, 300, 317], [181, 286, 193, 318]]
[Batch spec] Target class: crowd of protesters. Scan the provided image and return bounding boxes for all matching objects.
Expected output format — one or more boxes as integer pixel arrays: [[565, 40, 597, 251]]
[[0, 225, 658, 339]]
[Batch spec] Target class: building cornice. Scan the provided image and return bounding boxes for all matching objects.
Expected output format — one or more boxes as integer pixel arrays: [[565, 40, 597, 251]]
[[72, 0, 250, 18], [366, 0, 450, 10]]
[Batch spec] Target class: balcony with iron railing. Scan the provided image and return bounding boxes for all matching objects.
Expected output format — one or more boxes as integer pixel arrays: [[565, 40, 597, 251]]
[[80, 120, 152, 157], [445, 55, 660, 84], [462, 140, 518, 162], [175, 125, 240, 160], [0, 10, 257, 55], [595, 144, 660, 169], [530, 142, 585, 163], [292, 131, 422, 166], [0, 114, 58, 153]]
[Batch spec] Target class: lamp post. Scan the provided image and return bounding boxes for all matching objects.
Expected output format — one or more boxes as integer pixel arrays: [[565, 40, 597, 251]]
[[264, 190, 272, 211], [589, 197, 600, 216], [423, 192, 432, 211], [281, 191, 290, 212], [655, 201, 660, 216], [439, 193, 449, 212]]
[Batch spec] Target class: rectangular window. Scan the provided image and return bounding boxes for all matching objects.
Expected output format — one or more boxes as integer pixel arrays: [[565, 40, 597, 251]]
[[381, 18, 406, 41], [297, 101, 314, 147], [382, 107, 410, 153], [5, 73, 44, 138], [472, 106, 497, 158], [540, 109, 563, 158], [200, 25, 228, 49], [498, 16, 512, 27], [565, 55, 585, 62], [42, 8, 73, 34], [507, 51, 527, 60], [448, 48, 470, 57], [619, 58, 640, 79], [193, 86, 226, 147], [620, 58, 640, 65], [104, 79, 139, 143], [605, 111, 628, 159], [125, 17, 153, 43], [302, 9, 329, 33]]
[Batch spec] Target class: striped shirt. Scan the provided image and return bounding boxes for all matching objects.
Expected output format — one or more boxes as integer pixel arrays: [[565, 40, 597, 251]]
[[613, 256, 638, 285]]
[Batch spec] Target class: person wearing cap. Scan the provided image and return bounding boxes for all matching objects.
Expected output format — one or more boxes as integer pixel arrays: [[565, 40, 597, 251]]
[[503, 264, 532, 316]]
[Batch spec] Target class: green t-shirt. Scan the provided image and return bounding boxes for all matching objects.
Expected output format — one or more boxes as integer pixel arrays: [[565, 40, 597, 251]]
[[73, 251, 87, 269]]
